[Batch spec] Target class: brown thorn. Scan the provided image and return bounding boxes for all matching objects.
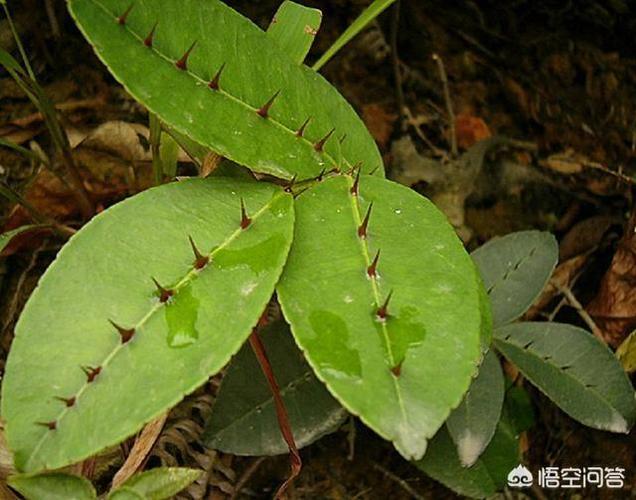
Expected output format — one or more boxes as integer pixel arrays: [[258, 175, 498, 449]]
[[314, 128, 335, 152], [175, 41, 196, 70], [143, 21, 158, 47], [367, 249, 381, 278], [109, 319, 135, 344], [350, 164, 362, 195], [188, 235, 209, 269], [256, 90, 281, 118], [358, 203, 373, 239], [240, 198, 252, 229], [117, 3, 134, 24], [390, 362, 402, 377], [82, 366, 101, 383], [55, 396, 76, 408], [151, 277, 173, 303], [208, 63, 226, 90], [36, 421, 57, 431], [377, 290, 394, 320], [295, 117, 311, 137]]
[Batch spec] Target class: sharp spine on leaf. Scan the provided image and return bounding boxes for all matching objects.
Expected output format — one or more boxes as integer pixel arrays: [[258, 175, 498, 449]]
[[36, 421, 57, 431], [117, 3, 134, 24], [240, 198, 252, 229], [208, 63, 225, 90], [314, 128, 335, 152], [316, 168, 327, 181], [377, 290, 393, 320], [296, 117, 311, 137], [109, 319, 135, 344], [350, 164, 362, 195], [256, 91, 281, 118], [82, 366, 101, 383], [358, 203, 373, 239], [339, 133, 347, 144], [143, 22, 158, 47], [367, 249, 380, 278], [175, 41, 196, 70], [369, 165, 380, 176], [390, 362, 402, 377], [188, 236, 209, 269], [151, 277, 173, 303], [55, 396, 76, 407]]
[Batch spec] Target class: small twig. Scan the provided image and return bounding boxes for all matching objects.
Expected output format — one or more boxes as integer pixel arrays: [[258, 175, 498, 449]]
[[389, 1, 406, 128], [553, 281, 604, 341], [371, 462, 425, 500], [248, 328, 301, 499], [231, 456, 267, 500], [432, 53, 457, 157], [44, 0, 61, 38], [111, 413, 168, 489]]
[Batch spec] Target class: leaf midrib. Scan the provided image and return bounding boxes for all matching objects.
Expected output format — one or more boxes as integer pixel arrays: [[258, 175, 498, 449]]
[[493, 336, 625, 423], [86, 0, 355, 179], [345, 176, 411, 438], [25, 190, 286, 470]]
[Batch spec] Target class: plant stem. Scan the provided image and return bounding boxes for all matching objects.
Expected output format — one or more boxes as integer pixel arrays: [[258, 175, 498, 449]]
[[248, 328, 301, 499], [432, 53, 458, 157]]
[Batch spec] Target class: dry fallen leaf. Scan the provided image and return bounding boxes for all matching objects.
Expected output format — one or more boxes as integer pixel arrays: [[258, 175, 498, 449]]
[[587, 210, 636, 347], [454, 113, 491, 150], [361, 103, 397, 149]]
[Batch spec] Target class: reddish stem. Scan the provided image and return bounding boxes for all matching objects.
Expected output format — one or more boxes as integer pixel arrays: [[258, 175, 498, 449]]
[[248, 328, 301, 498]]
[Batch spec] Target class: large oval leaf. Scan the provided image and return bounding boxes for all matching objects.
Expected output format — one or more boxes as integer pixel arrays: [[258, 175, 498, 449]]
[[472, 231, 558, 327], [1, 178, 294, 472], [446, 350, 504, 467], [277, 174, 485, 460], [494, 322, 636, 433], [68, 0, 383, 181], [111, 467, 202, 500], [204, 320, 346, 455]]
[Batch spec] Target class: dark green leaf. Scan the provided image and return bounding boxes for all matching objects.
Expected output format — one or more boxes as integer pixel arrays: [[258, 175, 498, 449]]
[[494, 322, 636, 433], [204, 320, 346, 455], [446, 350, 504, 467], [472, 231, 558, 327]]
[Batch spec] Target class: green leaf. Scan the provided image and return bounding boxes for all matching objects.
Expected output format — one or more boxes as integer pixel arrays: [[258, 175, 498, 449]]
[[414, 417, 518, 499], [0, 225, 47, 254], [108, 487, 144, 500], [267, 1, 322, 65], [1, 177, 294, 472], [277, 174, 485, 460], [204, 320, 346, 455], [68, 0, 383, 181], [114, 467, 202, 500], [494, 322, 636, 433], [446, 350, 504, 467], [8, 472, 96, 500], [472, 230, 558, 327], [616, 329, 636, 374], [312, 0, 397, 71]]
